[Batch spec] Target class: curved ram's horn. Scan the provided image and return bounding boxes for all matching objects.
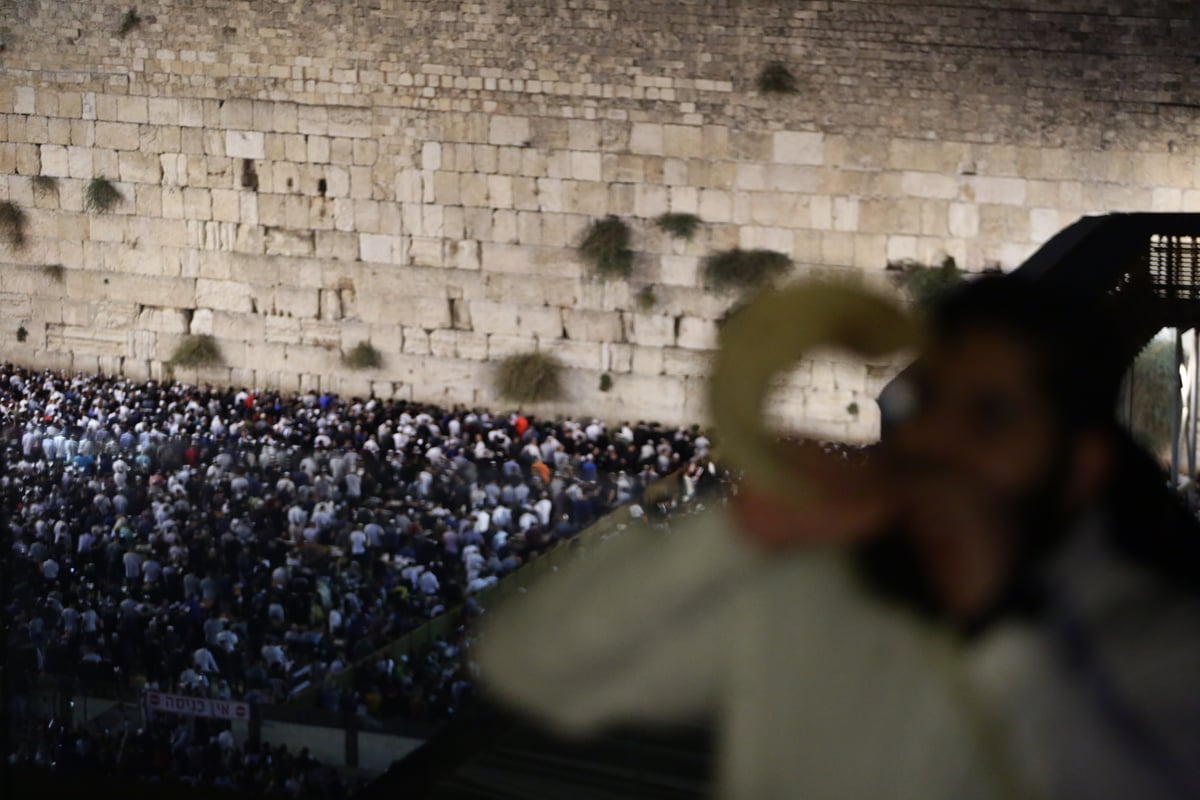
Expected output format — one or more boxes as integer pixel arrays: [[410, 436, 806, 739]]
[[709, 282, 922, 505]]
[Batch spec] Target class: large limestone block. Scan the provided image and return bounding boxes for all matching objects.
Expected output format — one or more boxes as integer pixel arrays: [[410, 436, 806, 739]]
[[627, 313, 676, 348], [629, 123, 664, 155], [95, 122, 139, 150], [135, 304, 190, 333], [545, 339, 604, 370], [196, 278, 253, 313], [40, 145, 70, 178], [487, 333, 537, 359], [284, 343, 337, 374], [675, 316, 719, 350], [562, 308, 622, 342], [663, 124, 703, 159], [969, 176, 1026, 206], [47, 325, 127, 357], [226, 130, 265, 160], [489, 116, 530, 146], [469, 300, 521, 336], [93, 302, 140, 329], [662, 347, 715, 378], [119, 151, 163, 184], [773, 131, 825, 166], [219, 99, 254, 130]]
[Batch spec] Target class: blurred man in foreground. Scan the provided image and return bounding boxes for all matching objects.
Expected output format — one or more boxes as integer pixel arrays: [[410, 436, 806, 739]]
[[478, 275, 1200, 799]]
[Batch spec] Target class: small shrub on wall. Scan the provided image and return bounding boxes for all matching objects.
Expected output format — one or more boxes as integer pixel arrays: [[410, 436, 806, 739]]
[[41, 264, 65, 282], [495, 351, 564, 403], [636, 285, 657, 311], [580, 216, 634, 279], [0, 201, 28, 249], [84, 177, 123, 213], [118, 8, 142, 37], [32, 175, 59, 199], [702, 248, 791, 293], [757, 62, 798, 95], [169, 335, 223, 368], [656, 212, 702, 240], [599, 373, 614, 392], [343, 341, 383, 370], [888, 257, 964, 310]]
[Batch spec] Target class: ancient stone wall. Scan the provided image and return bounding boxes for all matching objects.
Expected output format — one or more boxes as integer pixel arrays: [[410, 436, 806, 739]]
[[2, 0, 1199, 439]]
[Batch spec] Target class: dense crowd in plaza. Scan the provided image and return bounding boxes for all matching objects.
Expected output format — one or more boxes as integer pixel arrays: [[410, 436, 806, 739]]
[[2, 362, 719, 789], [7, 711, 363, 797]]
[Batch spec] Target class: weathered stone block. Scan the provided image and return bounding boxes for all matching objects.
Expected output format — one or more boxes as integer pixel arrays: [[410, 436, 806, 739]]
[[773, 131, 825, 166], [225, 130, 265, 160], [629, 123, 663, 155], [197, 278, 253, 313], [488, 116, 530, 146], [562, 308, 622, 341], [95, 122, 139, 150], [627, 313, 675, 348], [675, 316, 718, 350]]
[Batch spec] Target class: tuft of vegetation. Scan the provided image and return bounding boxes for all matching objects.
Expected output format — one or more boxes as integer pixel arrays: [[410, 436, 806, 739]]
[[888, 256, 964, 310], [16, 326, 28, 343], [118, 8, 142, 37], [169, 334, 224, 368], [41, 264, 65, 282], [32, 175, 59, 198], [342, 341, 383, 370], [84, 177, 123, 213], [847, 402, 860, 416], [1129, 339, 1178, 455], [599, 372, 613, 393], [580, 215, 634, 279], [0, 201, 28, 249], [756, 61, 798, 95], [495, 351, 564, 404], [636, 285, 657, 311], [702, 248, 791, 293], [656, 212, 702, 241]]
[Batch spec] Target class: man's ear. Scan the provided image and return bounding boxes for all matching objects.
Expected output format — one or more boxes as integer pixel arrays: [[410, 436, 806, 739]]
[[1066, 430, 1115, 507]]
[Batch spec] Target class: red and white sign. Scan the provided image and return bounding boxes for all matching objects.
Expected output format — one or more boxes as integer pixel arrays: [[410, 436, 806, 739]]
[[145, 690, 250, 721]]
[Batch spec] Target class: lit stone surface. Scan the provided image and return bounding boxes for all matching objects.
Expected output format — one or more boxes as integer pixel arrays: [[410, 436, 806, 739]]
[[1, 0, 1196, 439]]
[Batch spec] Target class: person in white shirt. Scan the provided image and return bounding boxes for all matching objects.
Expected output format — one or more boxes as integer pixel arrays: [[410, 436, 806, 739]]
[[194, 646, 220, 674], [349, 528, 367, 557], [418, 569, 440, 596]]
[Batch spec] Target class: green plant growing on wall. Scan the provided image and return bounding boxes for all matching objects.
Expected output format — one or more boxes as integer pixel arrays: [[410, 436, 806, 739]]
[[32, 175, 59, 199], [495, 351, 564, 403], [1129, 339, 1178, 455], [169, 334, 224, 368], [599, 372, 614, 392], [580, 215, 634, 279], [0, 201, 27, 249], [41, 264, 65, 282], [846, 402, 860, 416], [118, 8, 142, 37], [757, 61, 798, 95], [84, 177, 123, 213], [889, 256, 964, 310], [16, 326, 28, 343], [636, 285, 658, 311], [703, 248, 791, 293], [343, 341, 383, 370], [656, 212, 702, 241]]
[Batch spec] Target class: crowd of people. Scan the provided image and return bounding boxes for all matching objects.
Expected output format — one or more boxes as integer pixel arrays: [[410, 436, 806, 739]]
[[7, 711, 363, 797], [2, 362, 718, 789]]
